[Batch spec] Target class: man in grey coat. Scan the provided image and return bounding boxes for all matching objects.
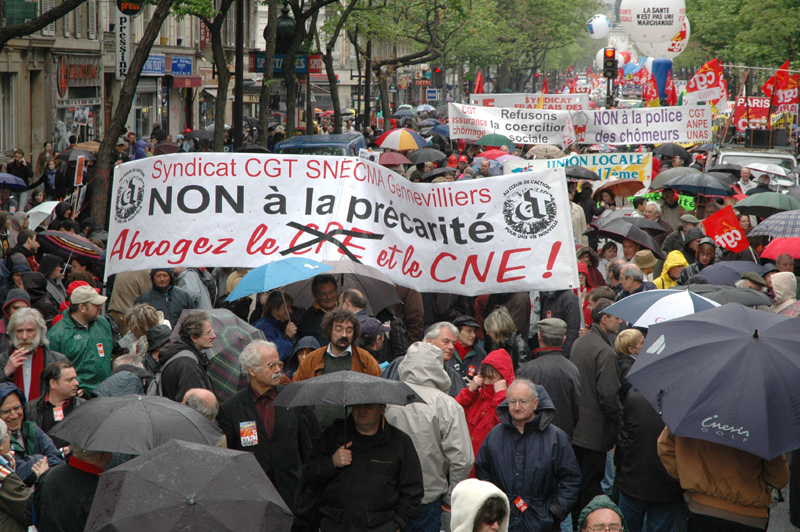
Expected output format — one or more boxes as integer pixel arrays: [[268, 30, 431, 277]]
[[568, 298, 622, 513]]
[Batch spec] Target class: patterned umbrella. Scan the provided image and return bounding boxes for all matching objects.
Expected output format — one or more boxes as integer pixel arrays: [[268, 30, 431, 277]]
[[375, 128, 427, 150], [37, 230, 102, 261], [170, 309, 266, 402], [474, 133, 515, 148], [416, 104, 436, 112], [749, 210, 800, 238]]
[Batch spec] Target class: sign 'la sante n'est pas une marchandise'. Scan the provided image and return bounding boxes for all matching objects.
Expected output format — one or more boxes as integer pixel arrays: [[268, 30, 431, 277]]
[[107, 154, 580, 295]]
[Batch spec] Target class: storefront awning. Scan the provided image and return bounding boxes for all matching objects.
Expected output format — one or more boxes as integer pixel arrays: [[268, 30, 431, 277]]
[[170, 75, 203, 88], [202, 88, 234, 100]]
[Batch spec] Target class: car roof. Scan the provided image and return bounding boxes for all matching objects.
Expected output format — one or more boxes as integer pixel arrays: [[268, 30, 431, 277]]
[[275, 133, 363, 148]]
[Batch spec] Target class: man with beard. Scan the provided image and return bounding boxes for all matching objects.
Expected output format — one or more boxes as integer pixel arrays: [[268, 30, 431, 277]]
[[47, 286, 115, 395], [0, 308, 67, 400], [24, 361, 84, 449], [294, 308, 381, 429]]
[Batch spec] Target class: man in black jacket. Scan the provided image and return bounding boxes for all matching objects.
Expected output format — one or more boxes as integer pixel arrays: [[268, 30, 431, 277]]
[[538, 290, 581, 359], [304, 402, 423, 532], [158, 311, 215, 402], [217, 340, 319, 521], [295, 274, 338, 346], [24, 361, 85, 449]]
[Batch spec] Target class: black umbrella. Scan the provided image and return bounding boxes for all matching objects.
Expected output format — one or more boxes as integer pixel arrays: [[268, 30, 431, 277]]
[[705, 171, 737, 188], [585, 217, 666, 259], [588, 216, 668, 235], [392, 109, 415, 119], [235, 144, 271, 153], [565, 165, 600, 181], [407, 148, 446, 164], [649, 167, 699, 191], [421, 167, 455, 181], [272, 371, 426, 409], [48, 395, 223, 454], [653, 143, 690, 161], [85, 439, 293, 532], [663, 172, 731, 197], [186, 129, 215, 141], [676, 284, 774, 306], [152, 142, 180, 155], [56, 148, 96, 163], [707, 163, 741, 177]]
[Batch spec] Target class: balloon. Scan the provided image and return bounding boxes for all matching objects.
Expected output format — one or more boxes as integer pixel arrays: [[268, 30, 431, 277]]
[[619, 0, 686, 43], [619, 51, 632, 65], [587, 14, 611, 40], [645, 57, 655, 73], [651, 58, 673, 99], [636, 18, 691, 59]]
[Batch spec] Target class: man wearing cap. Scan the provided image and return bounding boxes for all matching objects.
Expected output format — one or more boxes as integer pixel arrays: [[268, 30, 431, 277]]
[[46, 286, 115, 394], [578, 495, 628, 532], [38, 255, 66, 305], [738, 272, 768, 292], [448, 315, 487, 381], [457, 155, 469, 174], [357, 317, 389, 362], [661, 214, 699, 255], [657, 188, 684, 232], [134, 268, 198, 328], [516, 318, 581, 440], [113, 137, 130, 166]]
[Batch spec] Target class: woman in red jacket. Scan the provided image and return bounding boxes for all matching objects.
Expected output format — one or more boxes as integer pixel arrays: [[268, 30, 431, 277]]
[[455, 349, 515, 475]]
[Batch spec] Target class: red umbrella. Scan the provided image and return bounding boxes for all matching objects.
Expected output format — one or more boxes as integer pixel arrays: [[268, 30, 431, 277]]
[[379, 151, 412, 166], [476, 149, 507, 160], [592, 178, 645, 201], [760, 238, 800, 260]]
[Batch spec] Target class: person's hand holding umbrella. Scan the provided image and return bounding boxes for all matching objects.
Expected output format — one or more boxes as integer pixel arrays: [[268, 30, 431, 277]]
[[333, 441, 353, 468]]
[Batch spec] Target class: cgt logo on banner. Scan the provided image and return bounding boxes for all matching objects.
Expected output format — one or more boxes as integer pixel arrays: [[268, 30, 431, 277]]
[[702, 205, 749, 253], [106, 155, 580, 295]]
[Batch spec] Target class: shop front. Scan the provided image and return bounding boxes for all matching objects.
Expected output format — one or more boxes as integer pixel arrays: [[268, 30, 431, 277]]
[[164, 55, 202, 133], [135, 54, 164, 139], [52, 55, 103, 152]]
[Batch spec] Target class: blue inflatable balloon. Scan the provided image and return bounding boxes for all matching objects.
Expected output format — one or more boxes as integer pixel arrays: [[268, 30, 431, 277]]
[[651, 58, 673, 100]]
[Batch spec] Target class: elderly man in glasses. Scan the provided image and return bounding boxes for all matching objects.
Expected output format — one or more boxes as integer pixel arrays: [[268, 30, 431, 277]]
[[218, 340, 320, 526], [157, 310, 216, 402], [475, 379, 580, 532]]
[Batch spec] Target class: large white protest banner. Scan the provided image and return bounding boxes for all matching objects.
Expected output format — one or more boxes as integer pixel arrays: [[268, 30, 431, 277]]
[[471, 93, 590, 111], [503, 152, 653, 188], [449, 103, 576, 147], [580, 106, 713, 145], [107, 155, 579, 294]]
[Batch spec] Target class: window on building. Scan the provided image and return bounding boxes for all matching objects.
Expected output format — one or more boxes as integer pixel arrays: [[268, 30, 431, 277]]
[[0, 74, 15, 152], [41, 0, 55, 36]]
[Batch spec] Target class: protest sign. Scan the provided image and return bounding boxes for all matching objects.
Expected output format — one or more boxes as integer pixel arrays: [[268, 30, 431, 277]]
[[449, 103, 576, 147], [503, 152, 652, 188], [107, 154, 580, 294], [471, 93, 590, 111], [733, 97, 770, 130], [701, 205, 749, 253], [581, 105, 712, 144]]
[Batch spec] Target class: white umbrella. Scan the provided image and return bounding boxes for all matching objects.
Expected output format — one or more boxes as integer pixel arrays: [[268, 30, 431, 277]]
[[26, 201, 62, 229], [603, 289, 720, 328], [745, 163, 787, 177]]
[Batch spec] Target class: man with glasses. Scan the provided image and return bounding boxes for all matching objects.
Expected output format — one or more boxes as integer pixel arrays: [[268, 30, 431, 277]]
[[578, 495, 627, 532], [475, 379, 580, 532], [218, 340, 319, 522], [295, 274, 339, 346], [0, 382, 63, 486], [156, 310, 216, 402], [294, 307, 381, 429]]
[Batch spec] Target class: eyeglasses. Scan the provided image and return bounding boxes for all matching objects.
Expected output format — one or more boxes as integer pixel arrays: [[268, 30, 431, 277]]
[[587, 525, 623, 532], [507, 399, 532, 407], [199, 330, 216, 337], [480, 515, 504, 525], [256, 361, 283, 372], [0, 404, 23, 416]]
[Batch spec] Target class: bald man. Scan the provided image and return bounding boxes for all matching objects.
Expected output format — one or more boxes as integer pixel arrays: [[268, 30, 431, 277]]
[[339, 288, 369, 323], [183, 388, 219, 421]]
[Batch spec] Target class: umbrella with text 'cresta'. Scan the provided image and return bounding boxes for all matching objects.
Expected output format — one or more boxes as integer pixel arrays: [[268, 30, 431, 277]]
[[627, 303, 800, 460], [84, 439, 293, 532]]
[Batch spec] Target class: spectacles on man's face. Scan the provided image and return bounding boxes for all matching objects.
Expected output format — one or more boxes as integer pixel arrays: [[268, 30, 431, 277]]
[[0, 404, 23, 416], [587, 524, 623, 532], [259, 361, 283, 372], [199, 329, 216, 337], [507, 399, 532, 407]]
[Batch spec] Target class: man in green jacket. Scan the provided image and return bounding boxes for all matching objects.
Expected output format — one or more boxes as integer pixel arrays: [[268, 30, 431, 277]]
[[46, 286, 114, 395]]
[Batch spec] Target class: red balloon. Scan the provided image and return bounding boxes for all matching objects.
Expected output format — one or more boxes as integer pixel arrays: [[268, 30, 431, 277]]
[[619, 51, 632, 65]]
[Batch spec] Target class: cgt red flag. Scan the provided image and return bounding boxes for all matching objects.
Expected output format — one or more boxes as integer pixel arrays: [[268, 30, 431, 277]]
[[701, 205, 750, 253], [474, 71, 484, 94]]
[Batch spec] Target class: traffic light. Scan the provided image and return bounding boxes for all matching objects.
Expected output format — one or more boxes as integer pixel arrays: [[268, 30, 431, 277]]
[[433, 67, 444, 87], [603, 48, 617, 79]]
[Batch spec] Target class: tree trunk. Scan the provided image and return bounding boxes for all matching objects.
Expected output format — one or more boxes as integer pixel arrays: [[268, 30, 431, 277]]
[[304, 13, 318, 134], [257, 0, 278, 147], [210, 25, 231, 151], [363, 39, 371, 128], [322, 53, 342, 134], [374, 66, 391, 126], [0, 0, 87, 52], [282, 18, 307, 138], [91, 0, 177, 226]]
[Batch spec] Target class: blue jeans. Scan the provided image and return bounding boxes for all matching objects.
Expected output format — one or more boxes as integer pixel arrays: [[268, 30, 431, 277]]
[[405, 496, 443, 532], [618, 492, 680, 532], [602, 450, 615, 496]]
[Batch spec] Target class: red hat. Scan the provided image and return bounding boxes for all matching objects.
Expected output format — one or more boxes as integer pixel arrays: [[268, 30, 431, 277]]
[[458, 155, 468, 163], [695, 153, 706, 161], [66, 280, 97, 298], [184, 128, 192, 134], [448, 155, 458, 168]]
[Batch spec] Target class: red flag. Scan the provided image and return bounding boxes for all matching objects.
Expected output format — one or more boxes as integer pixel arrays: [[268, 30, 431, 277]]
[[542, 76, 549, 94], [701, 205, 750, 253], [474, 71, 484, 94], [666, 71, 678, 106], [644, 72, 660, 107], [762, 60, 790, 97], [687, 59, 723, 94]]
